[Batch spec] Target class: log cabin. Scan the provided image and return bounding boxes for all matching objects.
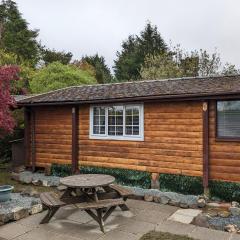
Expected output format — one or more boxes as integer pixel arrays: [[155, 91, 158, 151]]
[[17, 75, 240, 191]]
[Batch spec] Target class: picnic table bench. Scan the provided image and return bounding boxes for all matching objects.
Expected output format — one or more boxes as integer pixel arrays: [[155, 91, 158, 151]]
[[40, 174, 132, 233]]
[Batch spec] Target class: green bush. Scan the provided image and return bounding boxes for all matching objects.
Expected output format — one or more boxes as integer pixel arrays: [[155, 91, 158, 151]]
[[209, 180, 240, 202], [159, 174, 203, 195], [51, 164, 151, 189], [51, 164, 72, 177]]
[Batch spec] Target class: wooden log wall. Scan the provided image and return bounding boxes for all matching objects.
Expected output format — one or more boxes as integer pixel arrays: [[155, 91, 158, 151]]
[[78, 101, 203, 176], [209, 100, 240, 182], [31, 106, 72, 167]]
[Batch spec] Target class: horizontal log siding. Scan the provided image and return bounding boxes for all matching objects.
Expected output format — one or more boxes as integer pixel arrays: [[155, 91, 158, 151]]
[[79, 101, 203, 176], [209, 100, 240, 182], [33, 106, 72, 167]]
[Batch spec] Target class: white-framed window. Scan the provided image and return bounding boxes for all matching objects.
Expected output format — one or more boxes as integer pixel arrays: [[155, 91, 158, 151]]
[[90, 103, 144, 141]]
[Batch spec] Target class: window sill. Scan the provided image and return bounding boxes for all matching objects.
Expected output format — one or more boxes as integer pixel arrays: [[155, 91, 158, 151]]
[[215, 137, 240, 142], [89, 135, 144, 141]]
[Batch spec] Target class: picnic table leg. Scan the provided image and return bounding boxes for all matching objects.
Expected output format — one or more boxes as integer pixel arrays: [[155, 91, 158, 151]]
[[96, 209, 105, 233], [40, 206, 60, 224]]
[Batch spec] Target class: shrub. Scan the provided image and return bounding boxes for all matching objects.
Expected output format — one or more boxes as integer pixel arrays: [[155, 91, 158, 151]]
[[159, 174, 203, 195], [209, 180, 240, 202]]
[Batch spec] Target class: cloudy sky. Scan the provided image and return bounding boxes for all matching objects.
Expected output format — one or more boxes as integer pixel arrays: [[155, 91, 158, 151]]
[[16, 0, 240, 71]]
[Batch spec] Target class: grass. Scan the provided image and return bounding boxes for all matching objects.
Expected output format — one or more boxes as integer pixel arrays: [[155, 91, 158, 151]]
[[140, 231, 197, 240]]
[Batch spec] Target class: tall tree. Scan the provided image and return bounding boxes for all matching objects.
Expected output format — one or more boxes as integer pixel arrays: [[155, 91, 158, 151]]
[[30, 62, 97, 93], [140, 47, 240, 80], [81, 54, 112, 83], [41, 48, 73, 65], [0, 0, 40, 65], [0, 65, 19, 137], [114, 22, 167, 81]]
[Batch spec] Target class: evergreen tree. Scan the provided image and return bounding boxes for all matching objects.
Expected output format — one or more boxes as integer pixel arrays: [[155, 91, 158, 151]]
[[0, 0, 40, 65], [114, 22, 167, 81], [82, 54, 112, 83], [41, 48, 73, 65]]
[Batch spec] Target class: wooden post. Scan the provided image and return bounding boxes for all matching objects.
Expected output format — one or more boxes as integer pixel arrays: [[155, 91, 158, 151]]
[[31, 108, 36, 172], [24, 107, 31, 166], [151, 173, 160, 189], [202, 101, 209, 196], [72, 106, 79, 174]]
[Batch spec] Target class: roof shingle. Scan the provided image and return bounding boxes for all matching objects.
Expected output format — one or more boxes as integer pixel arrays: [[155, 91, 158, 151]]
[[18, 75, 240, 105]]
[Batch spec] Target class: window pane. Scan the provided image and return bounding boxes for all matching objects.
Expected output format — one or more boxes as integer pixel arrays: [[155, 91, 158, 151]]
[[92, 107, 106, 135], [125, 106, 140, 136], [108, 126, 115, 135], [125, 126, 132, 135], [217, 101, 240, 138], [108, 106, 123, 136], [133, 126, 139, 135]]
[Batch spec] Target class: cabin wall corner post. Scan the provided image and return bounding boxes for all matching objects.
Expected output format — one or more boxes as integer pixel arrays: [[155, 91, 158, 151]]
[[72, 106, 79, 173], [24, 107, 31, 166], [202, 100, 209, 194], [31, 108, 36, 172]]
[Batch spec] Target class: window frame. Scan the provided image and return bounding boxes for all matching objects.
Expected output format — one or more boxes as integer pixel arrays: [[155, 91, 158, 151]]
[[89, 103, 144, 141], [215, 100, 240, 142]]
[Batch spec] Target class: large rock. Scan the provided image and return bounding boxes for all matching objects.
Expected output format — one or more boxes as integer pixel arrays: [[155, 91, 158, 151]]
[[232, 201, 240, 208], [144, 194, 154, 202], [197, 198, 206, 208], [0, 212, 13, 225], [192, 214, 210, 228], [19, 172, 33, 184], [11, 172, 20, 182], [20, 187, 39, 198], [230, 207, 240, 216], [224, 224, 238, 233], [218, 210, 231, 218], [57, 185, 67, 191], [30, 204, 43, 215], [12, 207, 29, 220]]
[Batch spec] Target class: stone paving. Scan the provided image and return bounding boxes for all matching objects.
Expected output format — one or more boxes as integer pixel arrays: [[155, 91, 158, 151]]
[[0, 199, 239, 240]]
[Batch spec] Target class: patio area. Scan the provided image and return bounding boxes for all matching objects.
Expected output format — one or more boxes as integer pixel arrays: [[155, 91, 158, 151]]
[[0, 199, 239, 240]]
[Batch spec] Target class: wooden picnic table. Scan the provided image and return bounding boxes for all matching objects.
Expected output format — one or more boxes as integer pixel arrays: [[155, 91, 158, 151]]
[[40, 174, 132, 233]]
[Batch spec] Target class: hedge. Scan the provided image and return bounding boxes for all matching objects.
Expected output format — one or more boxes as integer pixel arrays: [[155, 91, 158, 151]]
[[50, 164, 240, 202]]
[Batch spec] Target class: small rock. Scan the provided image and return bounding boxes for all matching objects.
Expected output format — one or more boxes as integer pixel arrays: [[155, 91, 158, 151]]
[[179, 203, 189, 209], [57, 185, 67, 191], [42, 180, 50, 187], [0, 212, 13, 224], [11, 172, 20, 181], [144, 194, 153, 202], [32, 179, 41, 186], [232, 201, 240, 208], [224, 224, 238, 233], [12, 207, 29, 220], [218, 210, 231, 218], [192, 214, 210, 228], [159, 196, 170, 205], [207, 209, 219, 217], [230, 207, 240, 216], [13, 165, 25, 173], [197, 198, 206, 208], [189, 203, 198, 209], [20, 173, 33, 184], [169, 199, 180, 207], [30, 204, 43, 215]]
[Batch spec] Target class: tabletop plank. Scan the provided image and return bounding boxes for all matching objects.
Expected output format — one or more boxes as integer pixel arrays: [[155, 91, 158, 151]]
[[60, 174, 115, 188]]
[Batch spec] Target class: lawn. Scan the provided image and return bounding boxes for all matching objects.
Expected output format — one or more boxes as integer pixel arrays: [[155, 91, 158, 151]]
[[140, 231, 196, 240]]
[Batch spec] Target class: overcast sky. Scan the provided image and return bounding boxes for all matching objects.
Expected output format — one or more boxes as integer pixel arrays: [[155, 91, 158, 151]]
[[16, 0, 240, 71]]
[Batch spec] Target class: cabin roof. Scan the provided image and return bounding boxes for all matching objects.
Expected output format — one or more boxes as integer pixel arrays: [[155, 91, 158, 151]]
[[17, 75, 240, 106]]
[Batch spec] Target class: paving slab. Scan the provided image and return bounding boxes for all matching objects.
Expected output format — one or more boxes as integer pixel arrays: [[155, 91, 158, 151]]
[[155, 220, 196, 236], [14, 228, 82, 240], [98, 230, 140, 240], [117, 219, 156, 235], [230, 234, 240, 240], [168, 209, 202, 224], [0, 222, 32, 240], [188, 226, 232, 240]]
